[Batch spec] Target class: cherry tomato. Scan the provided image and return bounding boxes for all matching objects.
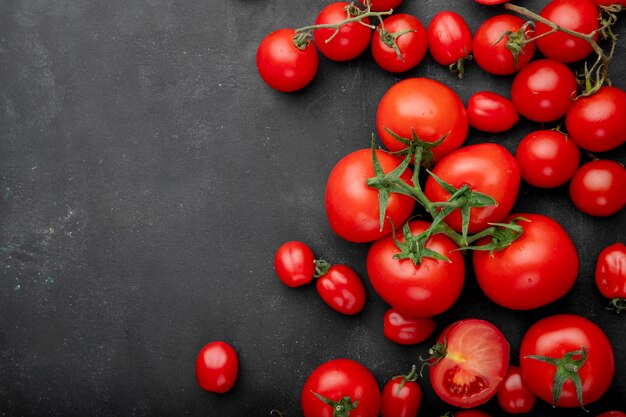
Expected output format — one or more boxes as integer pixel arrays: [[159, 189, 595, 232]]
[[376, 78, 468, 162], [325, 148, 415, 242], [534, 0, 599, 63], [316, 262, 366, 315], [597, 412, 626, 417], [595, 242, 626, 300], [520, 314, 615, 408], [515, 130, 580, 188], [511, 59, 577, 123], [569, 160, 626, 217], [256, 28, 318, 92], [359, 0, 403, 12], [383, 308, 437, 345], [274, 241, 315, 287], [371, 14, 428, 73], [426, 319, 510, 408], [467, 91, 519, 133], [427, 11, 472, 75], [497, 366, 536, 414], [313, 2, 372, 61], [473, 15, 535, 75], [301, 359, 381, 417], [381, 367, 422, 417], [424, 143, 520, 235], [474, 213, 579, 310], [195, 341, 238, 393], [367, 220, 465, 318], [565, 86, 626, 152]]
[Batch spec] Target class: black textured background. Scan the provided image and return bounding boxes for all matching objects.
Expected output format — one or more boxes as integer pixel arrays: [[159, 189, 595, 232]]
[[0, 0, 624, 416]]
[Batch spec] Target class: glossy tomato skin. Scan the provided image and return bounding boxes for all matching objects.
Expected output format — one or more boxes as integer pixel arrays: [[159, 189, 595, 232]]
[[257, 29, 318, 92], [314, 2, 372, 61], [359, 0, 403, 12], [520, 314, 615, 408], [515, 130, 580, 188], [429, 319, 510, 408], [274, 241, 315, 288], [372, 14, 427, 73], [511, 59, 577, 123], [383, 308, 437, 345], [301, 359, 381, 417], [595, 243, 626, 299], [467, 91, 519, 133], [424, 143, 520, 235], [535, 0, 599, 63], [565, 86, 626, 152], [427, 11, 472, 67], [473, 15, 535, 75], [569, 160, 626, 217], [316, 264, 366, 315], [474, 213, 579, 310], [195, 341, 238, 393], [497, 366, 536, 414], [367, 220, 465, 317], [381, 376, 421, 417], [325, 149, 415, 242]]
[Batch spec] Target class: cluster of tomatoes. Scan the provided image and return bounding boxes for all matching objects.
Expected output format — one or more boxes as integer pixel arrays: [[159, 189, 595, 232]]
[[198, 0, 626, 415]]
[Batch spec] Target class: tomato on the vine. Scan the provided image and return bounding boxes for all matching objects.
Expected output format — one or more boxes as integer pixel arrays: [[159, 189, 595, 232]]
[[520, 314, 615, 408], [497, 366, 536, 414], [595, 242, 626, 305], [569, 160, 626, 217], [427, 11, 472, 76], [315, 262, 366, 315], [313, 2, 372, 61], [383, 308, 437, 345], [371, 14, 428, 73], [274, 241, 315, 288], [381, 366, 422, 417], [195, 341, 238, 394], [467, 91, 519, 133]]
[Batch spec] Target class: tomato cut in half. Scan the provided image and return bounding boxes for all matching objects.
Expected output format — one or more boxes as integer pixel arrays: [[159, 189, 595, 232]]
[[427, 319, 510, 408]]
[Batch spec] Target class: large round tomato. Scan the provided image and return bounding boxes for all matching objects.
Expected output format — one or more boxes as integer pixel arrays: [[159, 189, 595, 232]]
[[427, 11, 472, 74], [534, 0, 599, 63], [569, 160, 626, 217], [467, 91, 519, 133], [473, 15, 535, 75], [313, 2, 372, 61], [376, 78, 468, 162], [427, 319, 510, 408], [367, 220, 465, 317], [371, 14, 428, 73], [595, 242, 626, 300], [256, 28, 318, 92], [474, 213, 579, 310], [565, 86, 626, 152], [497, 366, 536, 414], [195, 341, 238, 393], [520, 314, 615, 408], [301, 359, 381, 417], [383, 308, 437, 345], [424, 143, 520, 235]]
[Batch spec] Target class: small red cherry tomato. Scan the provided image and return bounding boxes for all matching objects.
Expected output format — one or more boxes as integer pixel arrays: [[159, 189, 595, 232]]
[[195, 341, 238, 393], [313, 2, 372, 61], [359, 0, 403, 12], [371, 14, 428, 73], [595, 243, 626, 306], [274, 241, 315, 288], [383, 308, 437, 345], [511, 59, 577, 123], [497, 366, 537, 414], [315, 261, 366, 315], [381, 366, 422, 417], [515, 129, 580, 188], [597, 412, 626, 417], [569, 160, 626, 217], [427, 11, 472, 76], [467, 91, 519, 133]]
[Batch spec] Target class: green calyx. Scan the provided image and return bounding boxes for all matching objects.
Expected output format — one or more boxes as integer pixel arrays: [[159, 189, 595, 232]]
[[449, 54, 472, 79], [314, 259, 332, 278], [392, 219, 450, 265], [419, 339, 448, 377], [392, 364, 419, 396], [384, 127, 447, 170], [461, 217, 529, 254], [311, 391, 359, 417], [525, 347, 589, 409], [608, 298, 626, 313], [493, 21, 534, 71], [378, 28, 416, 61]]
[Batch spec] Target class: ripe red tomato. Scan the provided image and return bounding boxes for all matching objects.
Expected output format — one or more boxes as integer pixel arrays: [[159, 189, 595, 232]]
[[534, 0, 599, 63], [195, 341, 238, 393], [426, 319, 510, 408], [313, 2, 372, 61], [383, 308, 437, 345], [497, 366, 536, 414], [473, 213, 579, 310], [376, 78, 468, 162], [316, 263, 366, 315], [569, 160, 626, 217], [424, 143, 520, 235], [515, 130, 581, 188], [381, 368, 422, 417], [565, 86, 626, 152], [597, 413, 626, 417], [256, 28, 318, 92], [274, 241, 315, 287], [467, 91, 519, 133], [520, 314, 615, 408], [367, 220, 465, 317], [511, 59, 577, 123], [359, 0, 403, 12], [427, 11, 472, 75], [301, 359, 381, 417], [595, 242, 626, 300], [473, 15, 535, 75], [325, 148, 415, 242], [371, 14, 428, 73]]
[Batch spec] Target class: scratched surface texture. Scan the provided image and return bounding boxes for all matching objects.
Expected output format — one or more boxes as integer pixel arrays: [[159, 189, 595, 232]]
[[0, 0, 625, 415]]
